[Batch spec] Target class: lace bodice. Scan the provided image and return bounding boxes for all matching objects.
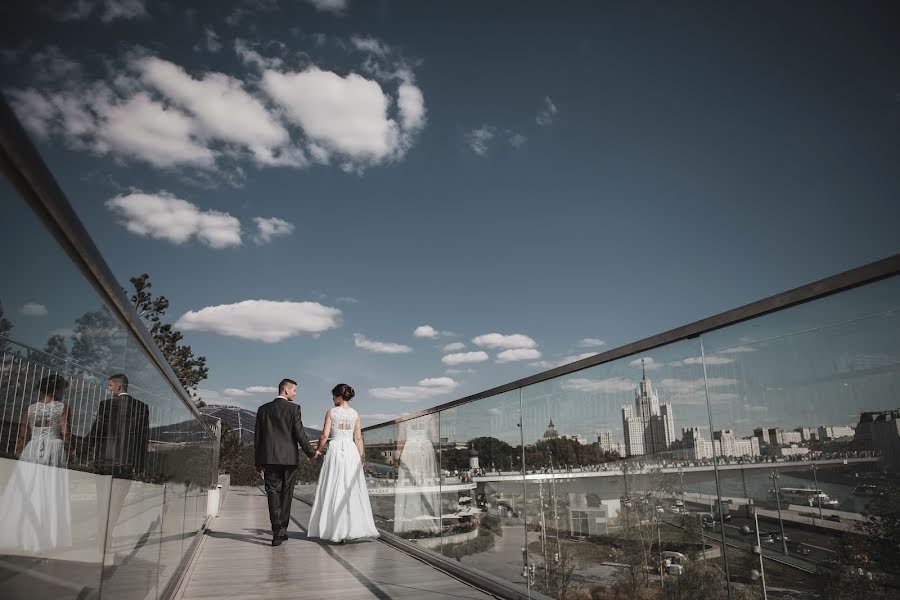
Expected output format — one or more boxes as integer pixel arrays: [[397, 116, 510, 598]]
[[330, 406, 357, 440], [27, 401, 64, 440]]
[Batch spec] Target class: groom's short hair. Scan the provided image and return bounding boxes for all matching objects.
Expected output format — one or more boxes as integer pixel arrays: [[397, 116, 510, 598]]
[[278, 378, 297, 394]]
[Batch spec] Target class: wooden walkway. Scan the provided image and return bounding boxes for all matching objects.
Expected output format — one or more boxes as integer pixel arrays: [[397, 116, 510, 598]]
[[178, 487, 495, 600]]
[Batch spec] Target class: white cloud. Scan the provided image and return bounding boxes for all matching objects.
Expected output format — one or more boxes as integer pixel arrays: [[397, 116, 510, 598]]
[[720, 345, 756, 354], [535, 96, 558, 126], [496, 348, 542, 363], [52, 0, 148, 23], [369, 376, 457, 402], [419, 377, 458, 389], [360, 412, 409, 423], [11, 47, 425, 176], [19, 302, 49, 317], [136, 56, 303, 167], [678, 356, 734, 366], [195, 27, 222, 53], [100, 92, 217, 168], [442, 351, 489, 366], [336, 297, 359, 304], [30, 47, 83, 83], [6, 89, 57, 139], [414, 325, 439, 338], [657, 377, 738, 398], [472, 333, 537, 350], [224, 388, 251, 397], [225, 385, 278, 397], [106, 191, 242, 248], [445, 368, 475, 375], [577, 338, 606, 348], [629, 356, 661, 370], [253, 217, 295, 244], [245, 386, 278, 394], [562, 377, 636, 394], [262, 66, 424, 171], [530, 352, 599, 369], [175, 300, 342, 342], [354, 333, 413, 354], [467, 126, 528, 155], [234, 39, 285, 71], [466, 125, 494, 156], [305, 0, 348, 14], [442, 342, 465, 352], [350, 36, 389, 56]]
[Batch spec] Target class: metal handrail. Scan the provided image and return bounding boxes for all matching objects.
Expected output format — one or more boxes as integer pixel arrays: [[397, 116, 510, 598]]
[[0, 94, 215, 435], [364, 252, 900, 429]]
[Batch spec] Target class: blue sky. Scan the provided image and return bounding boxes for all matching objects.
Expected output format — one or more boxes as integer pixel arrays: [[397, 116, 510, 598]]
[[2, 0, 899, 432]]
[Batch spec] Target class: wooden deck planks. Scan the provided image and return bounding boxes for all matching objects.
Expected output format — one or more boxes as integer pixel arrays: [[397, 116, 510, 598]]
[[179, 487, 494, 600]]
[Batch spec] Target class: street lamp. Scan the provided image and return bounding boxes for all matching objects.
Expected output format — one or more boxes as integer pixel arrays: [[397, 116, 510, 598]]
[[769, 469, 788, 555], [810, 463, 823, 521], [749, 502, 768, 600]]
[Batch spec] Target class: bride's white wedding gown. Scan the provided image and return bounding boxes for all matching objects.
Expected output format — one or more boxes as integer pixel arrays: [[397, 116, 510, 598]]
[[0, 400, 72, 553], [307, 406, 379, 541]]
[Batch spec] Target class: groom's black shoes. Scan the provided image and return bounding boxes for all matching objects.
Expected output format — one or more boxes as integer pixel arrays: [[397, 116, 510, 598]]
[[272, 527, 287, 546]]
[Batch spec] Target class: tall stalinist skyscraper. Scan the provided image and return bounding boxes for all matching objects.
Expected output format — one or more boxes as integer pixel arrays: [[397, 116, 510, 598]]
[[622, 360, 675, 456]]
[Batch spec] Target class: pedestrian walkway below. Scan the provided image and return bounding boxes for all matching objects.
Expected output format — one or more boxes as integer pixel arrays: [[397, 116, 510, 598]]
[[177, 486, 496, 600]]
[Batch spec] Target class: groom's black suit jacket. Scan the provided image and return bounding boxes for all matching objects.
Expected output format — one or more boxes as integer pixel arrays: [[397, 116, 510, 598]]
[[254, 397, 315, 466]]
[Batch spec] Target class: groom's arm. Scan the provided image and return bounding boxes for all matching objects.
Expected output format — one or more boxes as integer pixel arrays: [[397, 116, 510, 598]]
[[293, 406, 315, 458], [254, 408, 263, 474]]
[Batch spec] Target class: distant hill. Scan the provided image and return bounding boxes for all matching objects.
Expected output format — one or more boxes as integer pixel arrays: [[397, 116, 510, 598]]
[[201, 404, 321, 444]]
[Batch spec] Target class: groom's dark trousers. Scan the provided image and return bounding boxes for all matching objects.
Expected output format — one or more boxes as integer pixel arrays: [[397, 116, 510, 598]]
[[255, 397, 315, 534], [263, 465, 298, 534]]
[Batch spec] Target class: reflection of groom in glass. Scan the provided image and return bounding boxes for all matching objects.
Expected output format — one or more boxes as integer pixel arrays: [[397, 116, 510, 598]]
[[89, 374, 150, 554]]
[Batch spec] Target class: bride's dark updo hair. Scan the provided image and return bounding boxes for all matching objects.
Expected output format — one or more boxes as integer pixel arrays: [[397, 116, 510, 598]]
[[331, 383, 355, 402]]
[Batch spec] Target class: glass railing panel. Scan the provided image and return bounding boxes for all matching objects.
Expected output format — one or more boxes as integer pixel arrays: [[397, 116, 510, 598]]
[[438, 390, 527, 587], [154, 399, 190, 595], [1, 106, 216, 600], [520, 337, 717, 599], [702, 275, 900, 597], [0, 177, 131, 598], [0, 340, 111, 598], [362, 421, 400, 531]]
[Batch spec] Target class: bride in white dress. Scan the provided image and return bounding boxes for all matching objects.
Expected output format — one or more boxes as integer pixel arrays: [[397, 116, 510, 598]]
[[0, 374, 72, 553], [307, 384, 379, 542]]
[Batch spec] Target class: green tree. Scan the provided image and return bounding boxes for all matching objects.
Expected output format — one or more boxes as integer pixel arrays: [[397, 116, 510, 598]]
[[674, 561, 727, 600], [27, 334, 68, 371], [816, 536, 882, 599], [129, 273, 208, 404], [70, 308, 117, 376], [533, 544, 578, 599], [675, 512, 703, 560], [469, 436, 514, 470], [861, 479, 900, 577]]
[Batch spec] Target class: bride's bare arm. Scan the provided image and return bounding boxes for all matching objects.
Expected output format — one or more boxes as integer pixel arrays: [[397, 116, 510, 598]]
[[354, 418, 364, 459], [313, 411, 331, 461]]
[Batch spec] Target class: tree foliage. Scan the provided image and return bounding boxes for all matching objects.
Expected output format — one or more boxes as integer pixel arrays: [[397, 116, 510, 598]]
[[129, 273, 208, 404], [71, 308, 117, 376]]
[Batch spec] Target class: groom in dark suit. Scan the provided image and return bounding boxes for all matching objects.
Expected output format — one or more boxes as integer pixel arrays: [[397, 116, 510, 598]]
[[254, 378, 315, 546]]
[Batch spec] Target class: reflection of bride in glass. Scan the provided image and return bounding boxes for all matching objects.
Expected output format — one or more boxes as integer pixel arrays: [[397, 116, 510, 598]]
[[0, 374, 72, 552], [393, 415, 440, 534]]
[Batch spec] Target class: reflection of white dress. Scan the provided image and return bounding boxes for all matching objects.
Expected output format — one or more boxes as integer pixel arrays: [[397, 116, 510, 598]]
[[307, 407, 379, 542], [0, 401, 72, 552], [394, 423, 441, 534]]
